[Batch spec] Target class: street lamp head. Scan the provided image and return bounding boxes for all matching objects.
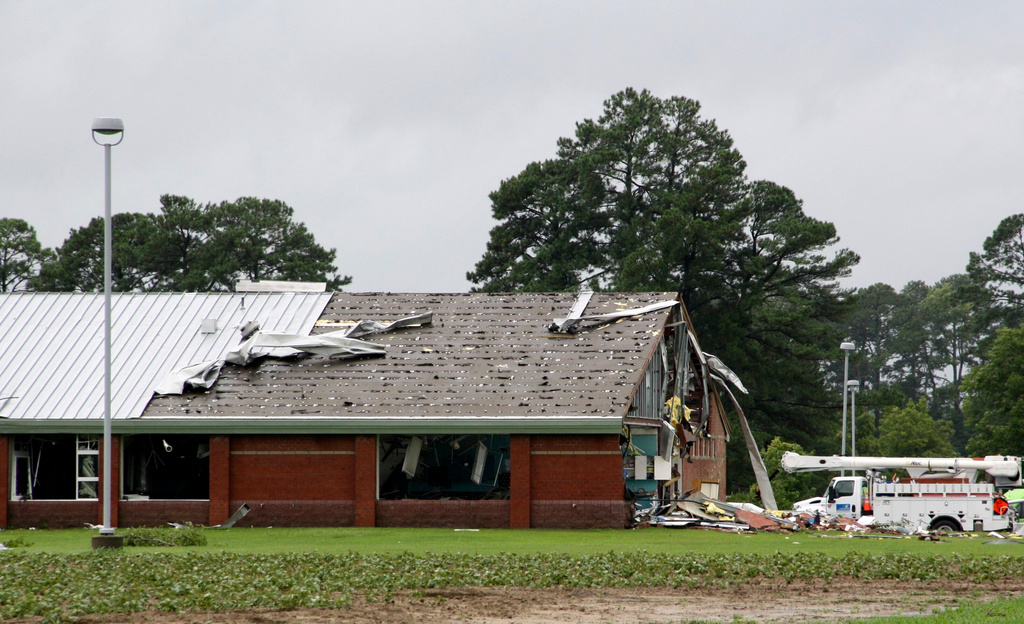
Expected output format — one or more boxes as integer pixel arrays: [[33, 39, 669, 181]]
[[840, 341, 855, 351], [847, 380, 860, 392], [91, 117, 124, 146]]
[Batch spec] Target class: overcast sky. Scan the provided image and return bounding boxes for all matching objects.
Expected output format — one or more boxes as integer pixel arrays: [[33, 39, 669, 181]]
[[3, 1, 1022, 293]]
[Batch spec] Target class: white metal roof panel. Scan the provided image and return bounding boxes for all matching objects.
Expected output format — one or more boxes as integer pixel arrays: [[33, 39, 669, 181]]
[[0, 292, 332, 422]]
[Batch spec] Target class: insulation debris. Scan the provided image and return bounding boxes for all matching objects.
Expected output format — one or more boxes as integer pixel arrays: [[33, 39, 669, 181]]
[[638, 493, 800, 532]]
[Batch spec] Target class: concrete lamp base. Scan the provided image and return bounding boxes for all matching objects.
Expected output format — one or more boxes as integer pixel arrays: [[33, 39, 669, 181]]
[[91, 534, 124, 550]]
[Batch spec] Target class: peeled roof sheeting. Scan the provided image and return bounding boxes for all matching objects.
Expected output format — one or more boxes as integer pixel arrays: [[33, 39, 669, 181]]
[[143, 291, 676, 419], [0, 292, 331, 421]]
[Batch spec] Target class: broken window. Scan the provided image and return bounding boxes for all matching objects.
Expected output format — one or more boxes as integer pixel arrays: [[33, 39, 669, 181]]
[[623, 427, 662, 510], [10, 435, 81, 500], [378, 434, 510, 500], [121, 435, 209, 500], [77, 435, 99, 499], [699, 480, 720, 499]]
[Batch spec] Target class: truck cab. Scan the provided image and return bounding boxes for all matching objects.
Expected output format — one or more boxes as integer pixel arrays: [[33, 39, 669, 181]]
[[825, 476, 867, 518]]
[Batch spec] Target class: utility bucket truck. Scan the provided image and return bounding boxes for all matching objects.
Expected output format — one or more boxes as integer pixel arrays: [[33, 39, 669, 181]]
[[781, 452, 1023, 532]]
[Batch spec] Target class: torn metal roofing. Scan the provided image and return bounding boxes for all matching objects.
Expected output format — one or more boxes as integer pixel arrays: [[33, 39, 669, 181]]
[[0, 292, 331, 425], [141, 292, 677, 433]]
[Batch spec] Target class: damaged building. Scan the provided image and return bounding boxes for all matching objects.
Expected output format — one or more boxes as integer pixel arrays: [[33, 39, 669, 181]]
[[0, 290, 732, 529]]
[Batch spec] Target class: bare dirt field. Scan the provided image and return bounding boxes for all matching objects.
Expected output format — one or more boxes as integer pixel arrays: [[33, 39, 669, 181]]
[[24, 578, 1024, 624]]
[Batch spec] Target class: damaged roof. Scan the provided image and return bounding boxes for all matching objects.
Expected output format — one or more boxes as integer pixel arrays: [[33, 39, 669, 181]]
[[140, 292, 677, 434], [0, 292, 332, 430]]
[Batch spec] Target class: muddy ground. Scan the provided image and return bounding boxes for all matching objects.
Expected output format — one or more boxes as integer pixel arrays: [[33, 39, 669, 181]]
[[24, 578, 1024, 623]]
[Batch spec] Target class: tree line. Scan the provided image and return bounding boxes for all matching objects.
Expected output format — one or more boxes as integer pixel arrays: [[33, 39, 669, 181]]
[[0, 196, 350, 293], [4, 88, 1023, 501], [466, 88, 1024, 498]]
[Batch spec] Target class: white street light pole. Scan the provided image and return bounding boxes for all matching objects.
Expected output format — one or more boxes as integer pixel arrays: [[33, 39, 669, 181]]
[[840, 341, 855, 476], [848, 380, 860, 473], [92, 117, 124, 536]]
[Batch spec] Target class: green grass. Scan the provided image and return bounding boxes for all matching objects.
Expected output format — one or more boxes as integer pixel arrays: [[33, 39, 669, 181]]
[[838, 596, 1024, 623], [4, 526, 1024, 556]]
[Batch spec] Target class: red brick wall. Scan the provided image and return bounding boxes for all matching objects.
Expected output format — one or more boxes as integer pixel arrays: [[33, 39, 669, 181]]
[[230, 500, 355, 527], [120, 501, 209, 527], [354, 435, 376, 527], [209, 435, 231, 526], [529, 434, 623, 500], [682, 393, 728, 494], [510, 434, 530, 528], [530, 500, 631, 529], [0, 434, 7, 527], [377, 500, 510, 528], [229, 435, 356, 500], [8, 501, 97, 529], [526, 434, 626, 528]]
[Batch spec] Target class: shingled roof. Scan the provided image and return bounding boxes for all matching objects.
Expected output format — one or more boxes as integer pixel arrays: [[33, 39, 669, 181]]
[[140, 291, 677, 434]]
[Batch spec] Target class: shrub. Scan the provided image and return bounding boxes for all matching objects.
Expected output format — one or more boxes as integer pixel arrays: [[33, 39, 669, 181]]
[[121, 523, 207, 547]]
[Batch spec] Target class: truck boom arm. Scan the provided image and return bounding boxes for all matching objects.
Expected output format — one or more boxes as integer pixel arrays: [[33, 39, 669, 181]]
[[781, 452, 1022, 480]]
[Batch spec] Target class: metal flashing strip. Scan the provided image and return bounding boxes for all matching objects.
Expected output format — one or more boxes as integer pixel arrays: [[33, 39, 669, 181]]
[[231, 450, 354, 455], [549, 290, 594, 333], [549, 298, 677, 334], [530, 450, 620, 455], [0, 415, 623, 435]]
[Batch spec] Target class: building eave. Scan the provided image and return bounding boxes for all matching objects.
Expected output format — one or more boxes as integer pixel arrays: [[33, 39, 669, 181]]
[[0, 415, 625, 435]]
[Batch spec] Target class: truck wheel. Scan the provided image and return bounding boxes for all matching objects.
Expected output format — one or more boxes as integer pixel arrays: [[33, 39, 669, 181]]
[[930, 518, 961, 532]]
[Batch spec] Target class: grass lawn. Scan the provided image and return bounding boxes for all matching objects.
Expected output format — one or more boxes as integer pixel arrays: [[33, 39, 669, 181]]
[[839, 597, 1024, 624], [5, 525, 1024, 556]]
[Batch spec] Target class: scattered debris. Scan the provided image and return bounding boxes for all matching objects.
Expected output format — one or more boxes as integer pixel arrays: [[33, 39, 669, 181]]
[[640, 492, 798, 532], [211, 503, 252, 529], [548, 293, 678, 334], [155, 312, 433, 395], [635, 491, 1024, 539]]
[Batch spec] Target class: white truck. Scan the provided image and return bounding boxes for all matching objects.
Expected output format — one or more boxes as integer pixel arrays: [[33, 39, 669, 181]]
[[781, 452, 1022, 532]]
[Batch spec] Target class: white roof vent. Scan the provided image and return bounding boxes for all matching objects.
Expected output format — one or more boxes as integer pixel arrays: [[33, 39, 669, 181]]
[[235, 280, 327, 292]]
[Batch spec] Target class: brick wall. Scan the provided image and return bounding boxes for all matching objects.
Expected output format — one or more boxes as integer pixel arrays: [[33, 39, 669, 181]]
[[530, 501, 631, 529], [527, 434, 626, 528], [120, 501, 209, 527], [229, 435, 356, 500], [530, 434, 623, 500], [1, 431, 640, 530], [510, 434, 531, 528], [220, 435, 359, 527], [230, 500, 356, 527], [377, 500, 510, 528], [8, 501, 97, 529], [354, 435, 376, 527], [209, 434, 231, 526], [682, 393, 728, 494]]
